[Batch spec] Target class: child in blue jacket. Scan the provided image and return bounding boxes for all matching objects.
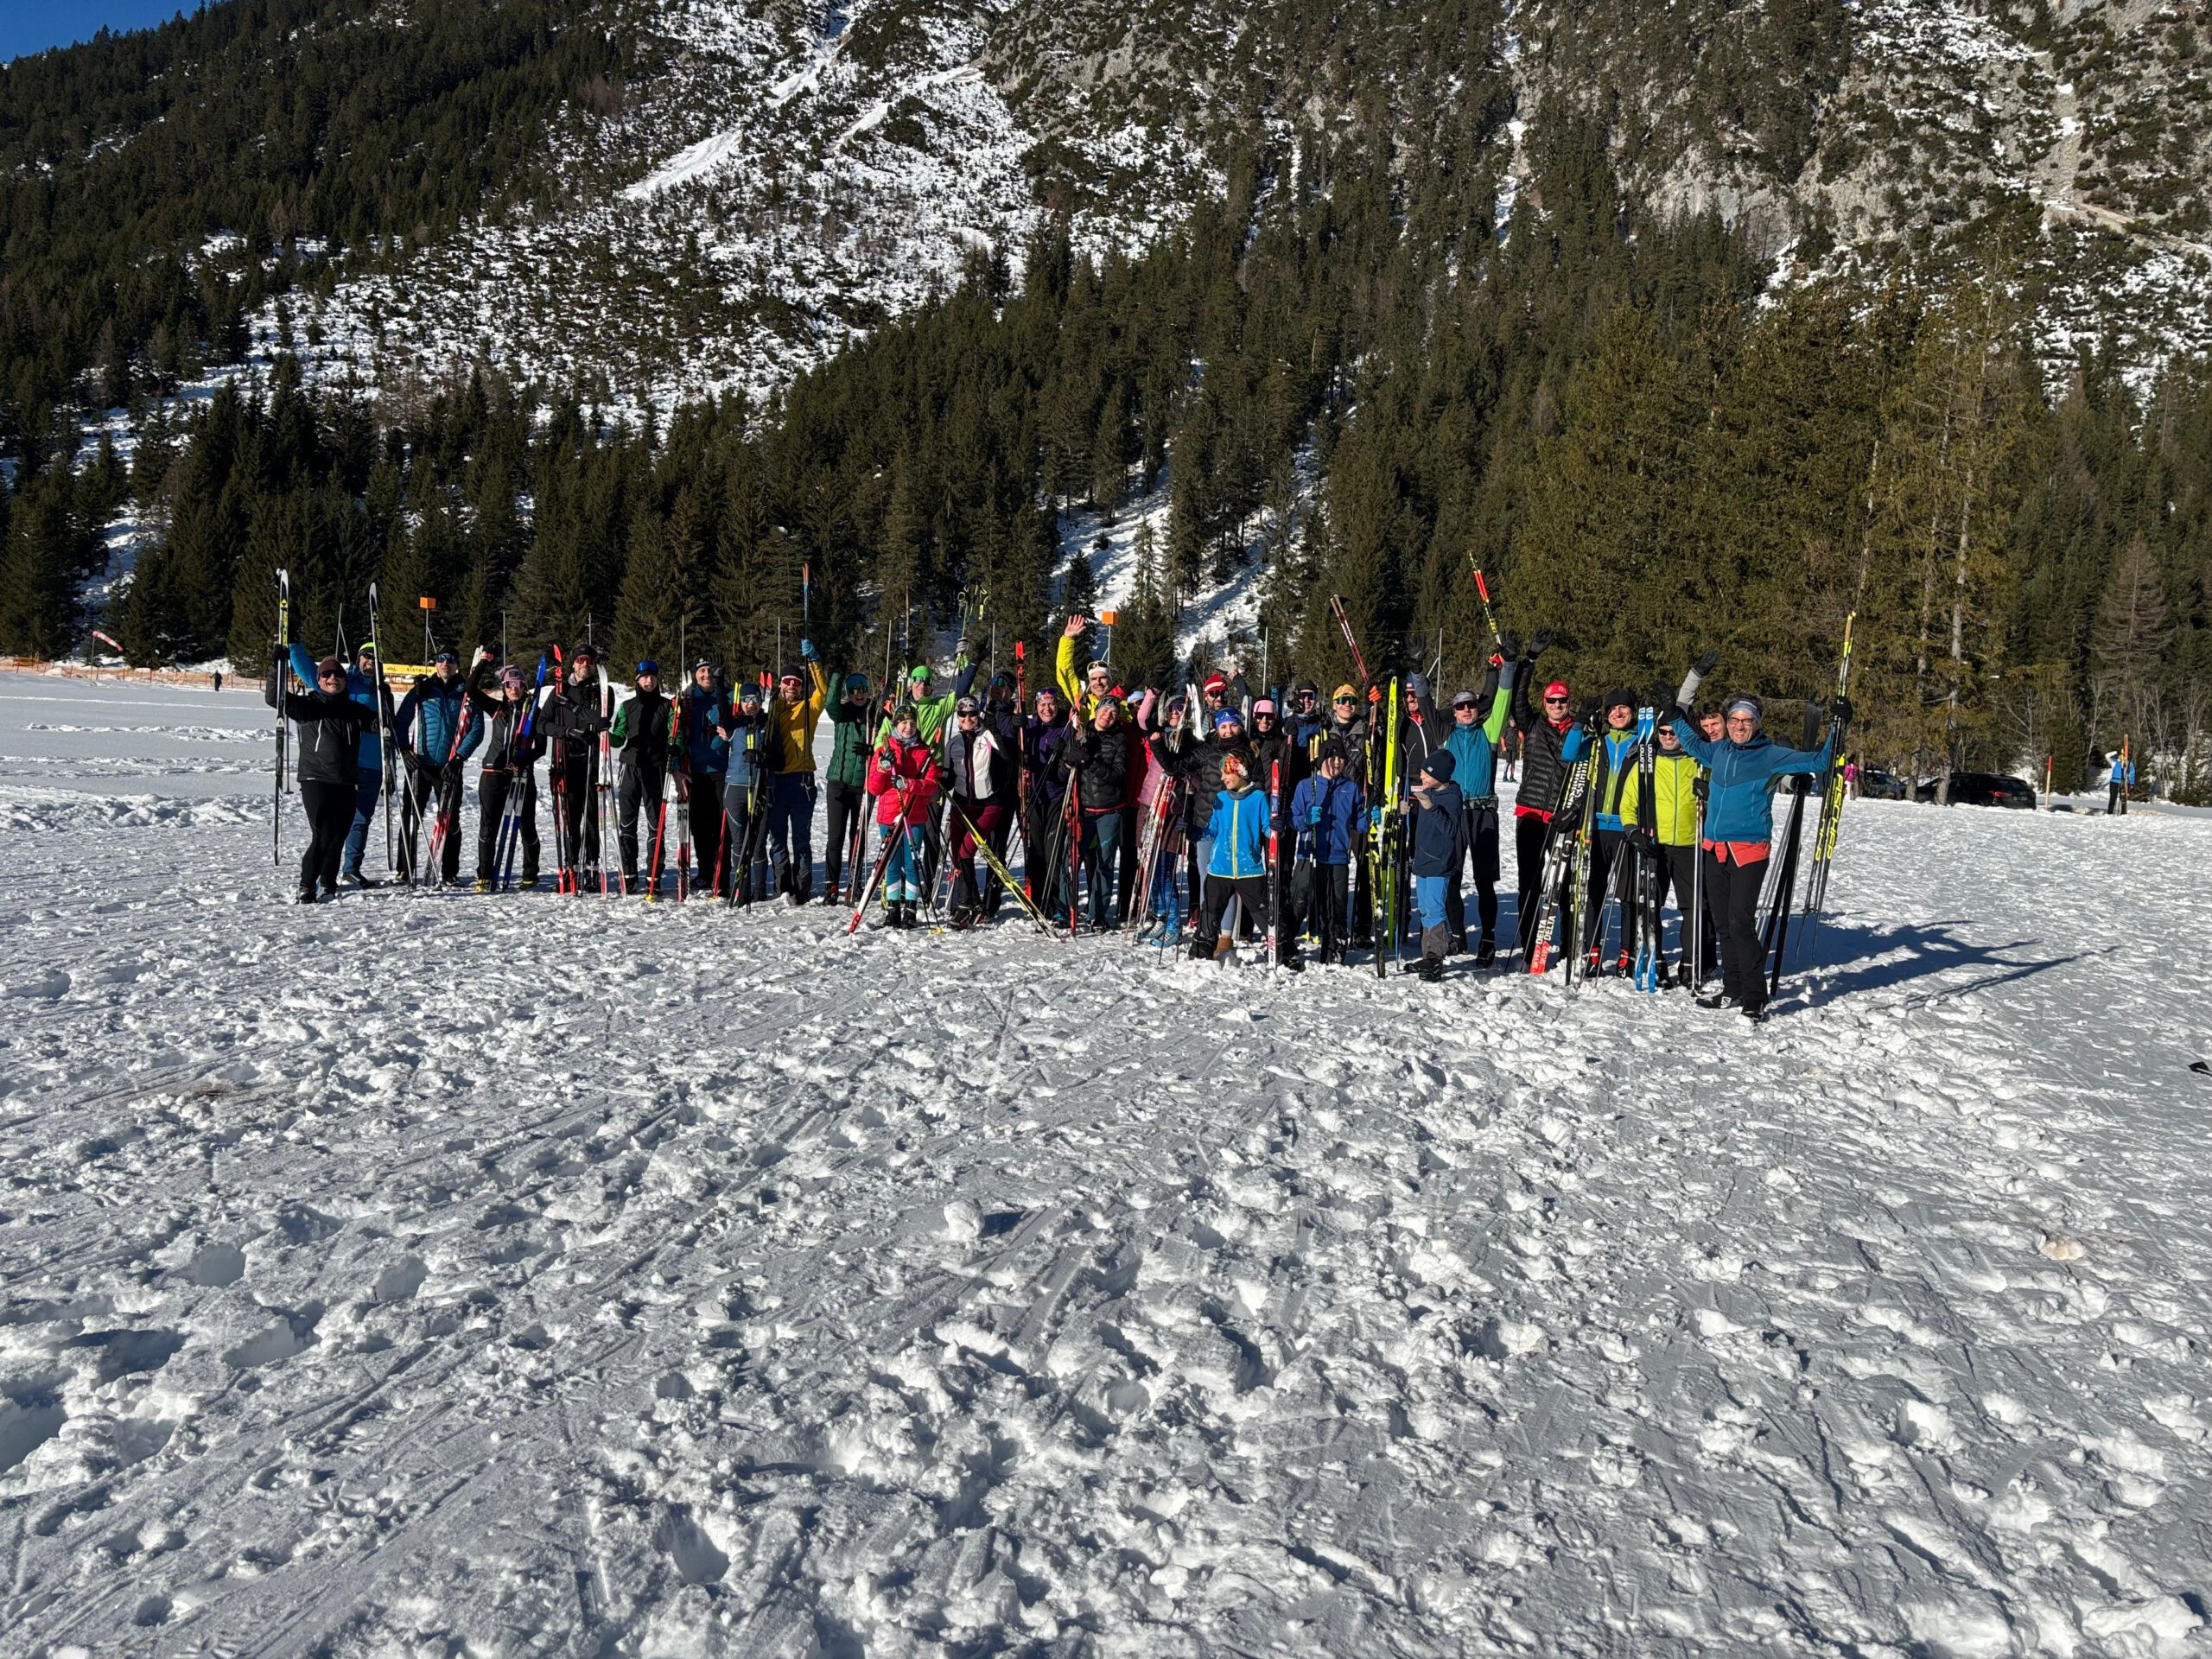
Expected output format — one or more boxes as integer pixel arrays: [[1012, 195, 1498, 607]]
[[1190, 750, 1273, 961], [1287, 738, 1364, 968]]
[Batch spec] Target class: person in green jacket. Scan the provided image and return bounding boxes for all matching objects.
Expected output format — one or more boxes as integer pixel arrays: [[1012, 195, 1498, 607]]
[[822, 671, 876, 903], [1619, 719, 1713, 988]]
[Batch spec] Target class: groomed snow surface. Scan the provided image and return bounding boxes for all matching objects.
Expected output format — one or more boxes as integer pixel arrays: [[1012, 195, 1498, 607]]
[[3, 671, 2209, 1657]]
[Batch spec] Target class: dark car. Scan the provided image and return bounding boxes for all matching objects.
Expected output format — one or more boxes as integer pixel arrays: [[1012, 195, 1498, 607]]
[[1858, 766, 1904, 800], [1942, 772, 2037, 809]]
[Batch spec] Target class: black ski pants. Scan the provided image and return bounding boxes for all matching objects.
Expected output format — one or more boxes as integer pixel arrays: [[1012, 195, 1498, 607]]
[[298, 779, 353, 897], [1198, 874, 1271, 948], [823, 779, 866, 900], [1449, 800, 1500, 948], [1657, 843, 1716, 978], [1702, 846, 1770, 1005], [1585, 827, 1628, 957], [1514, 812, 1551, 954], [475, 768, 540, 883], [689, 770, 726, 888], [398, 763, 464, 885], [1290, 861, 1350, 962], [719, 777, 770, 901], [556, 751, 601, 876], [619, 762, 668, 885]]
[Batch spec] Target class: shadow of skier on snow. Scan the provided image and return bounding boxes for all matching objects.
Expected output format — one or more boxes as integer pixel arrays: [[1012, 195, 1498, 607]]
[[1765, 917, 2102, 1013]]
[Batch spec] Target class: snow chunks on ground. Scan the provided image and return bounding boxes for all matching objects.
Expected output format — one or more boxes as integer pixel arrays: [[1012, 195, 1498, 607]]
[[0, 671, 2208, 1654]]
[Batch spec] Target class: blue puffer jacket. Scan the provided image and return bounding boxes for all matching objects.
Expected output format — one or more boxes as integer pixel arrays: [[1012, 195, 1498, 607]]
[[396, 674, 483, 766], [289, 645, 381, 770], [1205, 785, 1271, 878], [1288, 772, 1364, 865], [682, 683, 731, 774], [1409, 750, 1465, 877], [1667, 718, 1833, 843]]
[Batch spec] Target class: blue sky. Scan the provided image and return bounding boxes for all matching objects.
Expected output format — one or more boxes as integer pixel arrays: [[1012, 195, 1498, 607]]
[[3, 2, 191, 63]]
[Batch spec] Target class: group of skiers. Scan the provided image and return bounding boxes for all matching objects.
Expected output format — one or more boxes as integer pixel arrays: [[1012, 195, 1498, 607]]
[[269, 611, 1849, 1020]]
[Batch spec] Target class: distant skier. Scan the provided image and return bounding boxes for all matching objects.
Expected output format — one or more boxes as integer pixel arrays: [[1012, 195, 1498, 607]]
[[266, 655, 385, 904], [2107, 747, 2133, 815], [867, 703, 940, 929], [1668, 694, 1842, 1020]]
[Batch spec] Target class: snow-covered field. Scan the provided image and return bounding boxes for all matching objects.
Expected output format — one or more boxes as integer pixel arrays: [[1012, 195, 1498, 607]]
[[3, 671, 2209, 1657]]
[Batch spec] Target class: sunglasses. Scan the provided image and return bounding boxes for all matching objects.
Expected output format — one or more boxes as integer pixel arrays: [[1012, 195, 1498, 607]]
[[317, 671, 343, 681], [1334, 696, 1356, 704], [1544, 696, 1570, 705]]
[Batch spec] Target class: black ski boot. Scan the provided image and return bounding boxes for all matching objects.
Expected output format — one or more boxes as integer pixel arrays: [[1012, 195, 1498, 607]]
[[1740, 997, 1768, 1022], [1697, 991, 1736, 1010], [294, 886, 318, 906], [1473, 934, 1497, 969]]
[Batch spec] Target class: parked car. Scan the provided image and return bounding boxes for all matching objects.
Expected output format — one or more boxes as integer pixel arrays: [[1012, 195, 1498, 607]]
[[1942, 772, 2037, 809], [1857, 766, 1905, 800]]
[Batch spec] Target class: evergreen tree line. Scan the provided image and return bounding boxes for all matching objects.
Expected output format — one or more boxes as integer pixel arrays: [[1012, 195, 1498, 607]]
[[3, 94, 2205, 791]]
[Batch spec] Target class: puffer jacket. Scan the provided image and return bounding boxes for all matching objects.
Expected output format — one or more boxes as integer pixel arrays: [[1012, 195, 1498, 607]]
[[1409, 752, 1466, 878], [1070, 717, 1130, 813], [868, 734, 940, 827], [1204, 784, 1271, 878], [824, 682, 875, 789], [944, 721, 1015, 804], [396, 671, 484, 766]]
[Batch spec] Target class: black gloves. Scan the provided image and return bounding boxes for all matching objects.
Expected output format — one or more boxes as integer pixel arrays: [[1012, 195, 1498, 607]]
[[1832, 695, 1853, 726], [1528, 629, 1555, 658], [1497, 629, 1521, 662], [1694, 650, 1719, 676]]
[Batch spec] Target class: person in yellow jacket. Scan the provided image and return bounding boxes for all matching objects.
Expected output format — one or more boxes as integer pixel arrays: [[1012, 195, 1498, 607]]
[[1057, 614, 1115, 715], [766, 644, 830, 902], [1618, 719, 1715, 988]]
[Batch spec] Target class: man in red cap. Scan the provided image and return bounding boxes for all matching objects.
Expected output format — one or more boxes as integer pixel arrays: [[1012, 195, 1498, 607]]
[[1507, 632, 1575, 956]]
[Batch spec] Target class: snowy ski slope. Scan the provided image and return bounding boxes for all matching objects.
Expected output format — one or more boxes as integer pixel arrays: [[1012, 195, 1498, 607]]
[[1, 671, 2208, 1655]]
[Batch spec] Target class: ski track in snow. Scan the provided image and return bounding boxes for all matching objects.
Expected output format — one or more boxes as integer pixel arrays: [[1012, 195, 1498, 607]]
[[0, 671, 2208, 1656]]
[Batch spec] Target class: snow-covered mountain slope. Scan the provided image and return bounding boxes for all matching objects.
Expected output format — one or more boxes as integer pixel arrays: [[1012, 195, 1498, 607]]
[[268, 0, 2210, 413], [3, 673, 2209, 1652]]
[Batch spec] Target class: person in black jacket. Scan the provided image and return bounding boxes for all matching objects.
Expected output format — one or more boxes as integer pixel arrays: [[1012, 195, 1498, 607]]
[[550, 645, 608, 891], [1406, 748, 1467, 982], [268, 655, 384, 904], [471, 664, 550, 889], [1508, 631, 1571, 954], [611, 661, 675, 893], [1069, 695, 1132, 928]]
